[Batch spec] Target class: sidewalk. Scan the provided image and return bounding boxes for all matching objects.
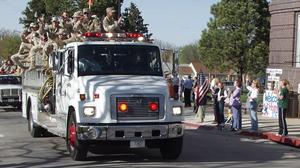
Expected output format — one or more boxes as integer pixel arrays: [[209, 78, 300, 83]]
[[183, 105, 300, 148]]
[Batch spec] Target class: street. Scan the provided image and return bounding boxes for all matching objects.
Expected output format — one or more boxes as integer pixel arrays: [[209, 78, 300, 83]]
[[0, 107, 299, 168]]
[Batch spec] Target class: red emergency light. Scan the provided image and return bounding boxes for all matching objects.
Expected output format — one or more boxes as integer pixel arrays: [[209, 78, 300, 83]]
[[83, 32, 145, 41]]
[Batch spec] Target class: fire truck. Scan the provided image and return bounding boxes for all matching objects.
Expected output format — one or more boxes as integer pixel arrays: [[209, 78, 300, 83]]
[[22, 32, 184, 160]]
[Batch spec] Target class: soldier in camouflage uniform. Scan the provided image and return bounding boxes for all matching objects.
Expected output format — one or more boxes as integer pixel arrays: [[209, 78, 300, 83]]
[[11, 27, 34, 70], [41, 17, 63, 67], [27, 23, 45, 71], [60, 11, 73, 36], [103, 7, 123, 33], [55, 29, 68, 49], [82, 8, 101, 32], [63, 11, 85, 44]]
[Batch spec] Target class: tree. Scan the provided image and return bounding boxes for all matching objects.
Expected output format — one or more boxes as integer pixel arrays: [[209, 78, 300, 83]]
[[153, 39, 177, 63], [121, 2, 152, 39], [198, 0, 270, 79], [179, 42, 200, 64], [20, 0, 123, 28], [0, 30, 21, 60], [19, 0, 47, 27]]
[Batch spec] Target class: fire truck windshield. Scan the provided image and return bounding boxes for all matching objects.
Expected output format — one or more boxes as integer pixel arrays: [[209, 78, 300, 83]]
[[77, 45, 163, 76]]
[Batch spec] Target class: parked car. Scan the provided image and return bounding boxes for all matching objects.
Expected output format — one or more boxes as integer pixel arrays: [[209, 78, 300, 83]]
[[0, 75, 22, 109]]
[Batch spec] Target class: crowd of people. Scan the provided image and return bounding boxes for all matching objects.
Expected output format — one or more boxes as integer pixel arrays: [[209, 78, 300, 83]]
[[1, 7, 123, 74], [169, 73, 290, 136]]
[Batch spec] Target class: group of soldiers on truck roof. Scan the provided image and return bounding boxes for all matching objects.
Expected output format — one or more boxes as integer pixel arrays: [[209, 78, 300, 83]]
[[1, 7, 122, 75]]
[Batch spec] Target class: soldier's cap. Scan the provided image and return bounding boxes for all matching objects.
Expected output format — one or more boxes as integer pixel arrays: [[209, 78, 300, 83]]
[[29, 22, 38, 28], [83, 8, 90, 14], [73, 11, 83, 18], [51, 16, 59, 22], [106, 7, 116, 13]]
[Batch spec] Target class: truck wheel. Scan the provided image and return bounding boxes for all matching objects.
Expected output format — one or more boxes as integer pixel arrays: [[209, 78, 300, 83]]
[[28, 105, 43, 137], [66, 112, 88, 161], [160, 137, 183, 159]]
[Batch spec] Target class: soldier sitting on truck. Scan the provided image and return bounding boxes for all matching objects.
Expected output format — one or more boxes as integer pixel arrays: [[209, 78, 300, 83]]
[[62, 11, 85, 44], [82, 8, 101, 32], [27, 23, 46, 71], [11, 29, 33, 71], [60, 11, 73, 36], [103, 7, 123, 33], [42, 17, 64, 67]]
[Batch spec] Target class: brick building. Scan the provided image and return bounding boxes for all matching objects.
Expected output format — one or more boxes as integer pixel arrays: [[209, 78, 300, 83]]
[[269, 0, 300, 92]]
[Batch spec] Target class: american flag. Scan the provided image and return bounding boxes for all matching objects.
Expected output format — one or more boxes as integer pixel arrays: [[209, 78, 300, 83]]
[[195, 72, 209, 106]]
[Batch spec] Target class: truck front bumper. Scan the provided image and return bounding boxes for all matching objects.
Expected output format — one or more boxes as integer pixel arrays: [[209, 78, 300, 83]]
[[77, 123, 184, 141]]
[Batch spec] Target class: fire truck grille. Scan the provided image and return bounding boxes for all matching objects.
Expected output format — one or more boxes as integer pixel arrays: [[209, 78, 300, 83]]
[[1, 89, 20, 97], [116, 97, 160, 120]]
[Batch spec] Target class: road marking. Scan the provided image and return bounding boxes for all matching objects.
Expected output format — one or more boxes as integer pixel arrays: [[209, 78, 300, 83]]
[[0, 134, 4, 138]]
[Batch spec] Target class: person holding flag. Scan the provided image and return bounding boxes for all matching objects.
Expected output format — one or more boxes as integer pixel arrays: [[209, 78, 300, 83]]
[[195, 72, 210, 122]]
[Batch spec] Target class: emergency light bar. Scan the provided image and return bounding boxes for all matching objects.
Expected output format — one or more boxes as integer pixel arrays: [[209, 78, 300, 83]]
[[83, 32, 145, 42]]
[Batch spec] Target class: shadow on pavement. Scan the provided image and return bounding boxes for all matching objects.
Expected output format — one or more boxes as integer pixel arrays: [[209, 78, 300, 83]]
[[0, 128, 299, 168]]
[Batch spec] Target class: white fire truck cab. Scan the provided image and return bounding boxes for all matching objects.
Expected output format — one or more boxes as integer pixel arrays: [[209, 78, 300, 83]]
[[22, 33, 184, 161]]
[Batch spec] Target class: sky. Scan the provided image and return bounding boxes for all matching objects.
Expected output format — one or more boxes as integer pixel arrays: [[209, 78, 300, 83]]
[[0, 0, 219, 47]]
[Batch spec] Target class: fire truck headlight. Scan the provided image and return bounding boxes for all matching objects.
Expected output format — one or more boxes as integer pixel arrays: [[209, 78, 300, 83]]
[[83, 107, 96, 117], [172, 107, 182, 115], [137, 36, 144, 41]]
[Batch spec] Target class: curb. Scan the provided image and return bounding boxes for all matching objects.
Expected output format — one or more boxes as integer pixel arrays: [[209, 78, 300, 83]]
[[240, 131, 300, 148], [183, 121, 300, 148]]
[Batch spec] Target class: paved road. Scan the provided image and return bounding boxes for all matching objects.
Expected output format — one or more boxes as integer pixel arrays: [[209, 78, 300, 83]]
[[0, 107, 300, 168]]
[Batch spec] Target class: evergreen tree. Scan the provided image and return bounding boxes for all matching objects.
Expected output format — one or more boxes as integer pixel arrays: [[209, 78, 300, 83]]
[[198, 0, 270, 79], [121, 3, 152, 39], [19, 0, 47, 27]]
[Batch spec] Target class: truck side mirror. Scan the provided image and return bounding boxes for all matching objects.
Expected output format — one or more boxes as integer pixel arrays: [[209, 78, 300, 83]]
[[67, 50, 74, 75], [50, 52, 58, 72]]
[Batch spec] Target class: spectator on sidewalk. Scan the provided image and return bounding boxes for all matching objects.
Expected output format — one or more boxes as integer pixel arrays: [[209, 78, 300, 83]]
[[183, 75, 193, 107], [277, 79, 289, 136], [172, 74, 180, 100], [211, 78, 220, 123], [180, 77, 185, 101], [195, 72, 209, 122], [167, 78, 176, 99], [246, 80, 260, 132], [230, 79, 242, 131], [217, 82, 228, 129]]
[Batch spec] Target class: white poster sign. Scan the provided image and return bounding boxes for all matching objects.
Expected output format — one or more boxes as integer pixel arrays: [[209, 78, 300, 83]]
[[266, 68, 283, 75], [267, 76, 280, 82], [262, 90, 278, 118]]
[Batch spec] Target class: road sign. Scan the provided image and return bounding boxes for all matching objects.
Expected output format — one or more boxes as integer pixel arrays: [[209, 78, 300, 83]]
[[268, 76, 280, 82], [266, 68, 282, 75]]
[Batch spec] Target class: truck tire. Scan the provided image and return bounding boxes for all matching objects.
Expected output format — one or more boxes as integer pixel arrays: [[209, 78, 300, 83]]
[[160, 137, 183, 159], [66, 112, 88, 161], [28, 105, 43, 137]]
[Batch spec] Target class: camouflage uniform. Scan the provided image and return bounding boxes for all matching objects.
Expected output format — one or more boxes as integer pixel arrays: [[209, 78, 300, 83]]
[[63, 11, 85, 44], [59, 16, 73, 37], [103, 7, 122, 33], [11, 28, 33, 69], [54, 29, 67, 49], [82, 8, 101, 32], [39, 17, 62, 67], [27, 23, 44, 70]]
